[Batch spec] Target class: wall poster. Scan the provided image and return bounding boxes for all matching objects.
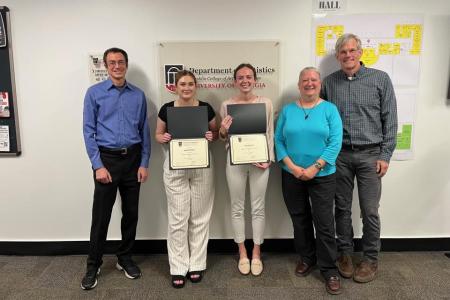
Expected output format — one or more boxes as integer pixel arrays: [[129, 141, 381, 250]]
[[312, 14, 424, 160]]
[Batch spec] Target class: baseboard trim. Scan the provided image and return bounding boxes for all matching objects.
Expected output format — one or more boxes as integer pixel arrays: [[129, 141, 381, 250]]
[[0, 238, 449, 256]]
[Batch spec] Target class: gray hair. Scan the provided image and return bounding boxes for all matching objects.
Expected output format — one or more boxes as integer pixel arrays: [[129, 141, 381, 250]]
[[335, 33, 362, 53], [299, 67, 321, 80]]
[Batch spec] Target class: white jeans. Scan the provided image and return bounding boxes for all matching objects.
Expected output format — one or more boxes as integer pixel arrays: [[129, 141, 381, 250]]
[[226, 154, 270, 245], [164, 156, 214, 276]]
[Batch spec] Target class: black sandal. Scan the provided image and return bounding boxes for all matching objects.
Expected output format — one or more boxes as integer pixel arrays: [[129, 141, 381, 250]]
[[188, 271, 203, 283], [171, 275, 185, 288]]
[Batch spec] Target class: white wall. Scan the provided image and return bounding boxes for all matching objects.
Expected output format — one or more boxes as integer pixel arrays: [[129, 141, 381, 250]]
[[0, 0, 449, 241]]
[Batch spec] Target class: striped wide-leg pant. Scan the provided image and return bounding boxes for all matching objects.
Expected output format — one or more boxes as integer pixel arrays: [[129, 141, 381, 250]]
[[163, 156, 215, 276]]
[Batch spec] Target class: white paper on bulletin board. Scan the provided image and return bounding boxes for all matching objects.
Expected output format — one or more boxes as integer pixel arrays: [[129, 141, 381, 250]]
[[88, 53, 108, 84], [0, 125, 10, 152]]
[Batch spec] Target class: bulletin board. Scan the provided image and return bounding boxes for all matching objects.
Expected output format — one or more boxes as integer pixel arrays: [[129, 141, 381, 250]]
[[0, 6, 21, 156]]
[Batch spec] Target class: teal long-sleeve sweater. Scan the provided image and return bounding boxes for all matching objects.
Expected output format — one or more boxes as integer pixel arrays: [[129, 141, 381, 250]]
[[275, 100, 343, 177]]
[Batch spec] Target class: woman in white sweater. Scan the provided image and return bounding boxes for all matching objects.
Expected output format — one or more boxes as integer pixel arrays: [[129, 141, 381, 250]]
[[219, 63, 274, 276]]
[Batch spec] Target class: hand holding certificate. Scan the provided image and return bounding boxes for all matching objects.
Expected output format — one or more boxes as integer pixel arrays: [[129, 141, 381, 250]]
[[227, 103, 269, 165], [167, 106, 210, 169]]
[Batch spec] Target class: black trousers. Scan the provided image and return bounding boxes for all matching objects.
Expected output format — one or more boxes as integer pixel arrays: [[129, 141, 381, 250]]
[[281, 169, 338, 279], [87, 146, 141, 269]]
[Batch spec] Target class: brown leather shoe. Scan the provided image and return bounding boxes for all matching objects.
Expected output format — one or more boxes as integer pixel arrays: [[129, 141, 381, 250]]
[[337, 254, 354, 278], [295, 261, 315, 277], [353, 261, 378, 283], [326, 276, 342, 295]]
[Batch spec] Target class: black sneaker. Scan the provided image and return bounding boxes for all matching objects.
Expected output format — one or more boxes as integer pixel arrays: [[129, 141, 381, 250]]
[[116, 260, 142, 279], [81, 267, 100, 290]]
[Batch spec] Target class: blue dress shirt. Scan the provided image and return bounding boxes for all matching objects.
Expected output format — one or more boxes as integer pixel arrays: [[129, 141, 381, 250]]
[[83, 79, 151, 170]]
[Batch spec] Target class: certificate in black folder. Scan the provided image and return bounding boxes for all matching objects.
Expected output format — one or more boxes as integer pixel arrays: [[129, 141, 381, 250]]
[[167, 106, 210, 169], [227, 103, 266, 134], [226, 103, 269, 165]]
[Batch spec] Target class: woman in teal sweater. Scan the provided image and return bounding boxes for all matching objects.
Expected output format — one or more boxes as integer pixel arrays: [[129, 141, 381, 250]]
[[275, 67, 343, 295]]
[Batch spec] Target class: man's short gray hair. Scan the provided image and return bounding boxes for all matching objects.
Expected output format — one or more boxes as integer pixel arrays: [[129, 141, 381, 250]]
[[335, 33, 362, 54]]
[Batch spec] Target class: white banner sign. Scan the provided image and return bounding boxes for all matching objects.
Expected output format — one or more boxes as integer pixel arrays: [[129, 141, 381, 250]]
[[159, 41, 280, 113], [312, 0, 347, 13]]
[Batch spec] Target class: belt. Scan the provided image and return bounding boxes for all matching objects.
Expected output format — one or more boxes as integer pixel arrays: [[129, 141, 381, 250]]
[[99, 143, 140, 155], [341, 143, 380, 151]]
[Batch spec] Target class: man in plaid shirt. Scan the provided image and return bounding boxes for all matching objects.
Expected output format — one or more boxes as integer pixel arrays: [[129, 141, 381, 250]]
[[321, 33, 398, 283]]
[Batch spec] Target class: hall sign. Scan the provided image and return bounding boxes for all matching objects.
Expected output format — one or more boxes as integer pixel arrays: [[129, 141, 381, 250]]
[[313, 0, 346, 13]]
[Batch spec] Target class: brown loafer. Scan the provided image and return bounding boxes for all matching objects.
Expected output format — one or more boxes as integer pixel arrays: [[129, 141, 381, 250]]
[[353, 261, 378, 283], [295, 261, 315, 277], [337, 254, 354, 278], [326, 275, 342, 295]]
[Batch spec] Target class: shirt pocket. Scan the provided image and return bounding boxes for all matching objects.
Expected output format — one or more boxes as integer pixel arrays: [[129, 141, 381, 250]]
[[123, 95, 142, 123]]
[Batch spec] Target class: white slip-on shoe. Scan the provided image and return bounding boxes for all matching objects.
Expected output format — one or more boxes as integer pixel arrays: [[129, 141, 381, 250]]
[[238, 258, 251, 275], [251, 258, 263, 276]]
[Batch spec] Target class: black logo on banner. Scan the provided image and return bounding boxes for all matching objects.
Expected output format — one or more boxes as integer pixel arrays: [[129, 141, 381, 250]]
[[0, 12, 6, 48], [164, 64, 183, 93]]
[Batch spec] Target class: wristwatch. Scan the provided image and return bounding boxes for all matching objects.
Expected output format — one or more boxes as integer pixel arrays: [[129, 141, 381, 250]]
[[313, 161, 323, 170]]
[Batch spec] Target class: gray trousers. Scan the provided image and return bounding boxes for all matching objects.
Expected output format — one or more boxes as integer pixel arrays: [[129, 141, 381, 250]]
[[335, 147, 382, 261]]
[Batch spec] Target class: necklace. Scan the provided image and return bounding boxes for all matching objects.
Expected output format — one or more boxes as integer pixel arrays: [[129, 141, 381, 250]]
[[298, 98, 319, 120]]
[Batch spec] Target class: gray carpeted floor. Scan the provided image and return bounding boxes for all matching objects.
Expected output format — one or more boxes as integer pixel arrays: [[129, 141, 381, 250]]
[[0, 252, 449, 299]]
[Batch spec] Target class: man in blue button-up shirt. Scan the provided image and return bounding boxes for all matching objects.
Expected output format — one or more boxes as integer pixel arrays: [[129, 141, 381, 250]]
[[81, 47, 151, 290]]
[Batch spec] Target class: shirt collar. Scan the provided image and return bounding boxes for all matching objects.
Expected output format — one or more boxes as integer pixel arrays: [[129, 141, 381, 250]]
[[105, 78, 133, 91], [340, 62, 367, 79]]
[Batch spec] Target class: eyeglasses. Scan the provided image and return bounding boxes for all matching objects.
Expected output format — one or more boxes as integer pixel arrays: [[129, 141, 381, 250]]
[[106, 60, 126, 67]]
